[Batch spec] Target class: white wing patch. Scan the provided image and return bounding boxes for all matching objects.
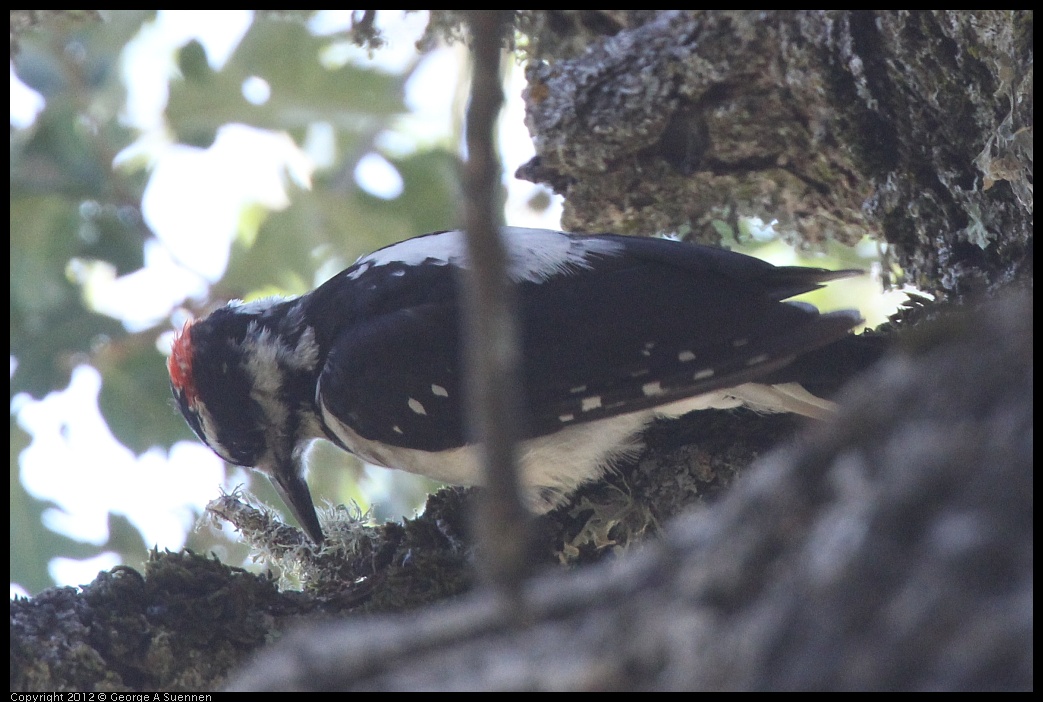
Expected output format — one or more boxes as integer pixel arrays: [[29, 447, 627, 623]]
[[350, 227, 624, 283], [227, 297, 289, 315]]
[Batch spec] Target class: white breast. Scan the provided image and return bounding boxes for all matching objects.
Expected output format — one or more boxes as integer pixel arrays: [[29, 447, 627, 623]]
[[318, 381, 829, 514]]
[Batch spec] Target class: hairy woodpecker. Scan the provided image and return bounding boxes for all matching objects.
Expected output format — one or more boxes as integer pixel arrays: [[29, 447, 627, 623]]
[[169, 227, 876, 543]]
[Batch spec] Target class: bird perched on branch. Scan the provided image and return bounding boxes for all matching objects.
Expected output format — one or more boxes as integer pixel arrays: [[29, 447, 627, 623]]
[[169, 227, 879, 543]]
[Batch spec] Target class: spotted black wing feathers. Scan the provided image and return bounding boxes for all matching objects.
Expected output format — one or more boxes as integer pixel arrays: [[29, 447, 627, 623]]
[[316, 235, 862, 452]]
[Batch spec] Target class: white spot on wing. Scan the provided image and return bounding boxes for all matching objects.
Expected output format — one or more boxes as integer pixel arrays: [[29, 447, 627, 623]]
[[693, 368, 715, 380], [746, 354, 769, 366], [732, 338, 749, 347], [581, 396, 602, 412], [569, 384, 587, 394], [678, 350, 696, 362], [642, 381, 664, 397], [345, 261, 372, 280], [431, 384, 449, 397], [408, 398, 427, 415], [558, 413, 575, 423], [393, 425, 404, 434]]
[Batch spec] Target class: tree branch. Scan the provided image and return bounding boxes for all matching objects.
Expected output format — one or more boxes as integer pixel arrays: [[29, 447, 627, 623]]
[[459, 10, 534, 600]]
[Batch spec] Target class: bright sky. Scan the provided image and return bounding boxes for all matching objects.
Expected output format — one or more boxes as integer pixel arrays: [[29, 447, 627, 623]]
[[11, 10, 563, 595]]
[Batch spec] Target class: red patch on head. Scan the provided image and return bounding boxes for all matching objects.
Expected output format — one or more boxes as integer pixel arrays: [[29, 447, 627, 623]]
[[168, 321, 199, 407]]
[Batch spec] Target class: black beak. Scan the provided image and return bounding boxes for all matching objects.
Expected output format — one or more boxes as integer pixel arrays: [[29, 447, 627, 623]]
[[271, 467, 325, 544]]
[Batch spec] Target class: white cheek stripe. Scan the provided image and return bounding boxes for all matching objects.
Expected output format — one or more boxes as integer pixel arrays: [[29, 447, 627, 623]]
[[193, 400, 233, 463]]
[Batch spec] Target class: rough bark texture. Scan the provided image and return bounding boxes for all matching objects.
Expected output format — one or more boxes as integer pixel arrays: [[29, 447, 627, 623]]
[[516, 10, 1031, 300], [228, 293, 1033, 691], [11, 10, 1032, 691]]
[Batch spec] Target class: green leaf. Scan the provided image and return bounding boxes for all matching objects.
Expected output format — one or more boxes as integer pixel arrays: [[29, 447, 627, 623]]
[[12, 102, 120, 200], [9, 196, 128, 399], [177, 39, 214, 83], [166, 16, 409, 144], [383, 150, 461, 233], [77, 203, 148, 276], [97, 339, 197, 454]]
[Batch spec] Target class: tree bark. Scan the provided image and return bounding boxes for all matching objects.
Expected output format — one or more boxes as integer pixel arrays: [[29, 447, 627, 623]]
[[10, 10, 1032, 691]]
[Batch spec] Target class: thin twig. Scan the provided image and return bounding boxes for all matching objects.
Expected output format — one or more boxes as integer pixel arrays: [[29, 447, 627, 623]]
[[459, 10, 533, 603]]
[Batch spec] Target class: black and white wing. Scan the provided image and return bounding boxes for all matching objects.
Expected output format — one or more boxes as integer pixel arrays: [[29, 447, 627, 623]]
[[312, 228, 863, 453]]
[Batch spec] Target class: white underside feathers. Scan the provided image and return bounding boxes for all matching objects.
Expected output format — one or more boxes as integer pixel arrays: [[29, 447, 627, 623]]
[[320, 381, 834, 514]]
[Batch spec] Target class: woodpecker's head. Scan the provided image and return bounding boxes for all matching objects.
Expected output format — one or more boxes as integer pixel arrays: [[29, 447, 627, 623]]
[[168, 299, 327, 543]]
